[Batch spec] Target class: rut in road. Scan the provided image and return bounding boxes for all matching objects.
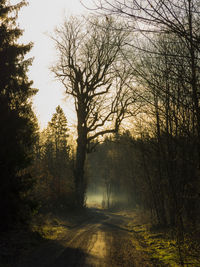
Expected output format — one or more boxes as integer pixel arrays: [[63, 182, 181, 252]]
[[18, 209, 157, 267]]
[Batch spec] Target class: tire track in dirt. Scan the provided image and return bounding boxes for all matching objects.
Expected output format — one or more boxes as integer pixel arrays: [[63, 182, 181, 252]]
[[17, 209, 161, 267]]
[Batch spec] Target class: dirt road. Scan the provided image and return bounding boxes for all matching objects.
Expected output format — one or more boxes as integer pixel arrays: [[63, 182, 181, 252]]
[[18, 209, 158, 267]]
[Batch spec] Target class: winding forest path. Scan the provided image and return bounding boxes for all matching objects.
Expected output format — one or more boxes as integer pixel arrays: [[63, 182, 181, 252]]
[[17, 209, 160, 267]]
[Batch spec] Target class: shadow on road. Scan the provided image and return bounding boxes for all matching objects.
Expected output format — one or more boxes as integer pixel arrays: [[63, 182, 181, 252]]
[[49, 246, 88, 267], [17, 239, 88, 267], [17, 209, 109, 267]]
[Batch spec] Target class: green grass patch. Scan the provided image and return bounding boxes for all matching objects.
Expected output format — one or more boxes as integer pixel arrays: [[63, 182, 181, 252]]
[[127, 216, 200, 266]]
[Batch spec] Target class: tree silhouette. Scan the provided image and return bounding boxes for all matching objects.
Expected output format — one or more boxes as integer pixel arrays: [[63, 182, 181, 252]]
[[52, 16, 134, 207], [0, 0, 38, 229]]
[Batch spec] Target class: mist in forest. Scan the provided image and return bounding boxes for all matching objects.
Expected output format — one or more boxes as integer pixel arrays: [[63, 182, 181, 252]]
[[1, 1, 200, 266], [85, 135, 139, 210]]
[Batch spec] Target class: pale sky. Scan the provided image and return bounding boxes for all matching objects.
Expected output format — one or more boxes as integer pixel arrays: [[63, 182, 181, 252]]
[[14, 0, 89, 129]]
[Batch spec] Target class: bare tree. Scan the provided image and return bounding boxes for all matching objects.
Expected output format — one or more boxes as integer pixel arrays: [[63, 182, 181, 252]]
[[90, 0, 200, 167], [51, 16, 134, 207]]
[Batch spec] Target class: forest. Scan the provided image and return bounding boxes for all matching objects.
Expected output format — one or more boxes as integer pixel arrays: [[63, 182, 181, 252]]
[[0, 0, 200, 266]]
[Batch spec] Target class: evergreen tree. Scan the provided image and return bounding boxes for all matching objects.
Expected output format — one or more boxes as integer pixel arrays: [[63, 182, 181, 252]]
[[48, 105, 69, 156], [0, 0, 38, 229], [45, 106, 71, 199]]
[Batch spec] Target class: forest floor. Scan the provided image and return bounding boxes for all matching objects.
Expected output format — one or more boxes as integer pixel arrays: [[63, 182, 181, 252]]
[[1, 208, 200, 267]]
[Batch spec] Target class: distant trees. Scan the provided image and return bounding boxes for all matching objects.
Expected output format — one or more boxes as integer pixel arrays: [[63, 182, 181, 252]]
[[51, 16, 134, 207], [87, 133, 139, 209], [32, 106, 74, 210], [0, 0, 38, 229]]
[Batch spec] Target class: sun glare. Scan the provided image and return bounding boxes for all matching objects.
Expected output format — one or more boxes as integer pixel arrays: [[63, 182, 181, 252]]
[[13, 0, 87, 129]]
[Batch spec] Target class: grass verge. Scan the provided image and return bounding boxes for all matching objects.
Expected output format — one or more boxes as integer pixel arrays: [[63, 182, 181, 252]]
[[123, 210, 200, 266]]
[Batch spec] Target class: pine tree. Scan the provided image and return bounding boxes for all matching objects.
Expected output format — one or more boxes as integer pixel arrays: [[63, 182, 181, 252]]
[[48, 105, 69, 156], [46, 106, 70, 199], [0, 0, 38, 229]]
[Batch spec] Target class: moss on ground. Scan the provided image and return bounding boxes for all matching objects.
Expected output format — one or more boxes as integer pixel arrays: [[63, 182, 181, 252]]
[[124, 211, 200, 267]]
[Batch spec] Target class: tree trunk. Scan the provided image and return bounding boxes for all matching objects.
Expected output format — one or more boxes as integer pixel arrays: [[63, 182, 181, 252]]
[[154, 94, 167, 226], [74, 102, 88, 207], [74, 134, 87, 207]]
